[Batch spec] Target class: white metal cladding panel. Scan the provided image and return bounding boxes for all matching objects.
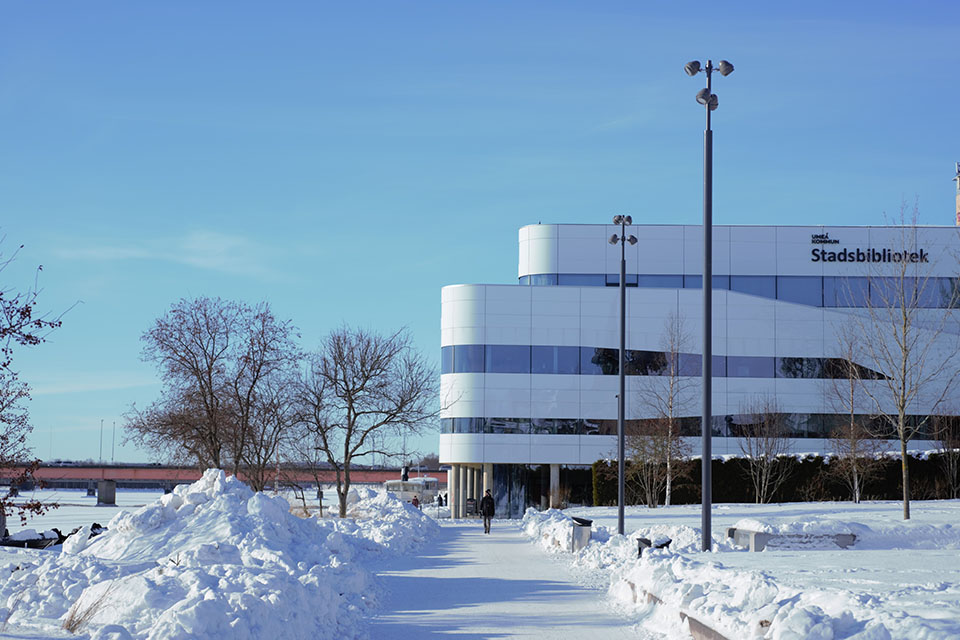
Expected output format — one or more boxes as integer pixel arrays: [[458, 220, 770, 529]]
[[531, 286, 581, 321], [443, 434, 487, 464], [683, 225, 732, 275], [776, 226, 828, 276], [579, 437, 617, 463], [775, 306, 825, 356], [531, 375, 580, 417], [729, 226, 777, 275], [484, 436, 533, 464], [438, 434, 453, 462], [440, 374, 485, 418], [529, 435, 581, 464], [914, 227, 960, 276], [518, 226, 530, 279], [525, 225, 560, 276], [557, 226, 609, 274], [483, 386, 532, 419], [635, 226, 685, 275], [819, 227, 870, 276]]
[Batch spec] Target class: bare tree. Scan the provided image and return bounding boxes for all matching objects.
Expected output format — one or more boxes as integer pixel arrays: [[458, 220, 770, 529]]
[[930, 413, 960, 499], [824, 325, 884, 503], [846, 204, 960, 519], [626, 418, 669, 508], [1, 240, 63, 526], [127, 297, 300, 477], [737, 394, 792, 504], [296, 327, 438, 517], [636, 312, 693, 505], [238, 376, 300, 491]]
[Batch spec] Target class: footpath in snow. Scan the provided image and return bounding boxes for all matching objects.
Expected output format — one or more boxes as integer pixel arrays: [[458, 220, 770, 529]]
[[370, 520, 659, 640]]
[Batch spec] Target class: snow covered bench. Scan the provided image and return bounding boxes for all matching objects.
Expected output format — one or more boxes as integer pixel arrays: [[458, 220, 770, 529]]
[[726, 526, 856, 552]]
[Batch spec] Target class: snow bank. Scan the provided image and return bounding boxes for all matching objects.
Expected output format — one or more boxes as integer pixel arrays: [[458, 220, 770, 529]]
[[521, 506, 959, 640], [0, 469, 439, 639]]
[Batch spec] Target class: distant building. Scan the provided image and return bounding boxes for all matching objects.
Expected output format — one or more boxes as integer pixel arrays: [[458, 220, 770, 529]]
[[440, 224, 960, 517]]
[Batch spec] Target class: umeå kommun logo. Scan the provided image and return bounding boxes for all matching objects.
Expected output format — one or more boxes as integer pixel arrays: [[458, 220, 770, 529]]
[[809, 233, 929, 263]]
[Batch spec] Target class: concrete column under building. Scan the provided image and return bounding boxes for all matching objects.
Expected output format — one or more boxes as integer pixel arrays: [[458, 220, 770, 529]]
[[473, 466, 481, 502], [457, 465, 467, 519], [549, 464, 560, 509], [482, 463, 492, 496], [466, 464, 475, 514], [449, 464, 459, 519]]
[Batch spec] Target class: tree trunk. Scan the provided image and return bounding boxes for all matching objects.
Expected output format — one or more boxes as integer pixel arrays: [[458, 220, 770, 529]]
[[901, 436, 911, 520], [665, 457, 672, 506]]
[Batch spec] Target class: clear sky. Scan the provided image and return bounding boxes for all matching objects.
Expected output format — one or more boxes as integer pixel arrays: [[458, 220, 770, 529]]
[[2, 1, 958, 464]]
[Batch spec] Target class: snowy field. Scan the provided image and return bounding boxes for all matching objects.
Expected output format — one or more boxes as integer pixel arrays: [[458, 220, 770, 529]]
[[523, 501, 960, 639], [3, 477, 959, 639]]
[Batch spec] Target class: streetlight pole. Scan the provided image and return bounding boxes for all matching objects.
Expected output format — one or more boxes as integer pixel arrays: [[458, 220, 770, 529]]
[[609, 216, 637, 536], [685, 58, 733, 552]]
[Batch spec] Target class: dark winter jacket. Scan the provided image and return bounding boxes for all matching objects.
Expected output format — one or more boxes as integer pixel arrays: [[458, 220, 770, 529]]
[[479, 495, 495, 517]]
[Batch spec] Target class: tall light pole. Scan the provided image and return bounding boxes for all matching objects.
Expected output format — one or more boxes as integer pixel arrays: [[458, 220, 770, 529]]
[[609, 215, 637, 536], [685, 58, 734, 552]]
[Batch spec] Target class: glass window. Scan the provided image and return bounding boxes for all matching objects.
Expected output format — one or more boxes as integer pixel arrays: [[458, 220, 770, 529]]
[[637, 274, 683, 288], [683, 275, 730, 289], [484, 345, 530, 374], [441, 346, 454, 374], [824, 277, 869, 307], [453, 345, 484, 373], [730, 276, 776, 298], [869, 276, 909, 307], [453, 418, 484, 433], [777, 276, 822, 306], [727, 355, 774, 378], [529, 274, 558, 286], [558, 273, 605, 286], [935, 277, 960, 308], [531, 345, 580, 374], [679, 353, 701, 376], [625, 350, 668, 376], [581, 347, 619, 375], [605, 273, 638, 287], [441, 418, 454, 433], [776, 357, 823, 378], [485, 418, 530, 434], [908, 277, 943, 309], [518, 276, 530, 285]]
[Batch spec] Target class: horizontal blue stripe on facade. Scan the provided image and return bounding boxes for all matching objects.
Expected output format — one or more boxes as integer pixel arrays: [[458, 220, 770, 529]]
[[441, 345, 886, 380]]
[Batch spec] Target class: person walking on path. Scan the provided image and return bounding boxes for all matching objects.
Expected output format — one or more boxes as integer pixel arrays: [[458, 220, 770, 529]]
[[479, 489, 495, 534]]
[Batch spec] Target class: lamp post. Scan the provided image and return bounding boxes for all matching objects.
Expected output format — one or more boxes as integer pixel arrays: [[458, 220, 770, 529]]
[[684, 58, 734, 552], [609, 215, 637, 536]]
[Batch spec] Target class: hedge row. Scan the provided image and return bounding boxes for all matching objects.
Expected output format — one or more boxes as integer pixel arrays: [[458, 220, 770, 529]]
[[591, 453, 959, 505]]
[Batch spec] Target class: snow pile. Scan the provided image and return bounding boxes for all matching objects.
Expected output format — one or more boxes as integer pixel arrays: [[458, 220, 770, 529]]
[[0, 469, 439, 639], [521, 507, 958, 640]]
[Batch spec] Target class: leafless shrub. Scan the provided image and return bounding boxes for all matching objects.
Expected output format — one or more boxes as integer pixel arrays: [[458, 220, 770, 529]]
[[62, 581, 120, 634]]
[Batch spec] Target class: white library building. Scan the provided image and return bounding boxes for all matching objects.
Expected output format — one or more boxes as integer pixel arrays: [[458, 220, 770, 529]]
[[440, 224, 960, 517]]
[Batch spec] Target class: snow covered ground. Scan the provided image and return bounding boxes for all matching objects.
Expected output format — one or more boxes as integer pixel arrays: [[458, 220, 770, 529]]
[[4, 479, 959, 639], [0, 470, 439, 639], [522, 501, 960, 639]]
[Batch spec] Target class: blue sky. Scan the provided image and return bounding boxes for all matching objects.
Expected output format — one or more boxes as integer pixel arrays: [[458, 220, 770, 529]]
[[2, 1, 958, 463]]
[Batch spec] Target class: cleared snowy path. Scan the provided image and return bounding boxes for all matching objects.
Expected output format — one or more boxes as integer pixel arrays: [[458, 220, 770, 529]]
[[369, 520, 661, 639]]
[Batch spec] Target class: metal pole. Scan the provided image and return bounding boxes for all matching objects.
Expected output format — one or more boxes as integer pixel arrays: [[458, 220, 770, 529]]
[[617, 220, 626, 536], [99, 419, 104, 464], [701, 61, 714, 552]]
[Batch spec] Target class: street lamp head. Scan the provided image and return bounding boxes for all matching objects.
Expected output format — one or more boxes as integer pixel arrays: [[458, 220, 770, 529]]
[[717, 60, 734, 76], [609, 234, 619, 245], [684, 60, 701, 76], [623, 215, 632, 225], [708, 94, 718, 110], [627, 235, 638, 245], [612, 215, 624, 225], [696, 88, 711, 105]]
